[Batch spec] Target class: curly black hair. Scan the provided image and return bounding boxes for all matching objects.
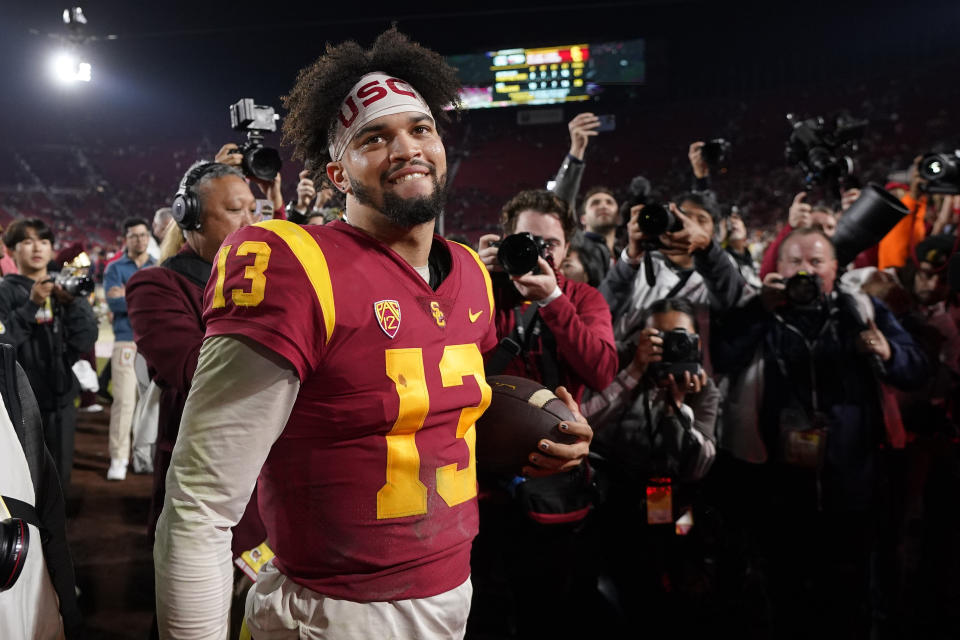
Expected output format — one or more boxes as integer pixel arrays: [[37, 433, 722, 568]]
[[282, 27, 462, 184]]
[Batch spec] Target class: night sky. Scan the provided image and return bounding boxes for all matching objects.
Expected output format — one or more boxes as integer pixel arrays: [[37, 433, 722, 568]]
[[0, 0, 957, 145]]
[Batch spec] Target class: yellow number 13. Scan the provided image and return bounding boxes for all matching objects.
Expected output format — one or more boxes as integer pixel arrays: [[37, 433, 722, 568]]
[[377, 343, 491, 520], [212, 241, 272, 308]]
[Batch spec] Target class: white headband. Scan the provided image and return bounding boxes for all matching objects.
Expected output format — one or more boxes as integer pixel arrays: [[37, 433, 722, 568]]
[[328, 72, 433, 162]]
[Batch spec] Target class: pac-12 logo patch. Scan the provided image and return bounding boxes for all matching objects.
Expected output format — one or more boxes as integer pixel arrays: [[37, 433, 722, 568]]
[[374, 300, 401, 339]]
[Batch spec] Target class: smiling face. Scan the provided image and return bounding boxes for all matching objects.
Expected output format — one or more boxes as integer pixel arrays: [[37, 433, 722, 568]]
[[327, 112, 447, 228]]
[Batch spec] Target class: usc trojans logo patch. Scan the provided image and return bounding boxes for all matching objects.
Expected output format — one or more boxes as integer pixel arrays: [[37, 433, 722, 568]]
[[374, 300, 401, 339]]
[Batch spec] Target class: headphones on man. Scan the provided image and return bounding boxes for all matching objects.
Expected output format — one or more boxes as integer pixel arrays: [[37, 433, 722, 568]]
[[171, 161, 216, 231]]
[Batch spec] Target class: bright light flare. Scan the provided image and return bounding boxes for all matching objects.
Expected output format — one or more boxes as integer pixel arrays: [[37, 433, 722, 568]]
[[50, 51, 91, 84]]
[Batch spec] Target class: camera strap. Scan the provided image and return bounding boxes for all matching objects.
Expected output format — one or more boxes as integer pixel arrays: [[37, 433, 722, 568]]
[[485, 304, 561, 389], [0, 496, 41, 531]]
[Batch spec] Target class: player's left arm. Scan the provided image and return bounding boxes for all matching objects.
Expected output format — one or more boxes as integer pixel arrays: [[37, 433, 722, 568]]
[[154, 335, 300, 639], [522, 386, 593, 478]]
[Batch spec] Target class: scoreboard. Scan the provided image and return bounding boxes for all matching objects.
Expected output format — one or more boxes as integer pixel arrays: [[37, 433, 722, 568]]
[[449, 39, 644, 110]]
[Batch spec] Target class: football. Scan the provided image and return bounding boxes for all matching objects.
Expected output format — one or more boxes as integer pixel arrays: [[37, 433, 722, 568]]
[[476, 375, 579, 476]]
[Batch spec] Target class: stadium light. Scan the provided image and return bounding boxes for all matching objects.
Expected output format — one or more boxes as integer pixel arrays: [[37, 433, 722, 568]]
[[50, 50, 91, 84]]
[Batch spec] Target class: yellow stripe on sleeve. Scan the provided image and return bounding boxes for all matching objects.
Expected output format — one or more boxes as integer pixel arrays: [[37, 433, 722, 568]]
[[255, 219, 336, 344], [455, 242, 495, 324]]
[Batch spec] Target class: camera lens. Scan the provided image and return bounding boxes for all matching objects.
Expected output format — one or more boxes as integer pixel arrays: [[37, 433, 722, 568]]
[[638, 203, 680, 237], [496, 233, 541, 276], [244, 147, 282, 182], [0, 518, 29, 592]]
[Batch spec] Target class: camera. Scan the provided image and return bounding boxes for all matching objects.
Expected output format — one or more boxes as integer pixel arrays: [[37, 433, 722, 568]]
[[784, 272, 822, 307], [229, 98, 282, 182], [1, 516, 29, 592], [493, 232, 551, 276], [52, 251, 94, 298], [647, 328, 702, 382], [919, 150, 960, 194], [785, 112, 867, 189], [700, 138, 731, 167], [637, 202, 682, 237]]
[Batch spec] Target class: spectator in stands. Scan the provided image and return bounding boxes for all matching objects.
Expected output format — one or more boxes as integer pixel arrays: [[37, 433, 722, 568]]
[[126, 161, 265, 635], [712, 226, 927, 638], [0, 218, 98, 487], [103, 217, 155, 481]]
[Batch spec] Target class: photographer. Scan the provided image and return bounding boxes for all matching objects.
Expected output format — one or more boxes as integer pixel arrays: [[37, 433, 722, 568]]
[[0, 218, 98, 488], [580, 297, 719, 635], [599, 193, 747, 370], [719, 209, 761, 288], [478, 189, 617, 400], [126, 162, 266, 637], [712, 226, 927, 637]]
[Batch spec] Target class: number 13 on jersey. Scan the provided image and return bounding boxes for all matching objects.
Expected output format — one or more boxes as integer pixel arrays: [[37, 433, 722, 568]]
[[212, 241, 272, 308], [377, 343, 491, 520]]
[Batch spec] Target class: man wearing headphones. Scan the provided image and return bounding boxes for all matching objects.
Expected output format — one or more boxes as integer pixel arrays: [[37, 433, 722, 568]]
[[126, 161, 266, 554]]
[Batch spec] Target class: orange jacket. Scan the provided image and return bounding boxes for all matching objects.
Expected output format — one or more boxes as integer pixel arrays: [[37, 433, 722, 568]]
[[877, 194, 926, 270]]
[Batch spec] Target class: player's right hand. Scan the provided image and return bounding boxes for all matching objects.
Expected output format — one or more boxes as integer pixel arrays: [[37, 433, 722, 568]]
[[478, 234, 502, 272], [296, 170, 316, 210]]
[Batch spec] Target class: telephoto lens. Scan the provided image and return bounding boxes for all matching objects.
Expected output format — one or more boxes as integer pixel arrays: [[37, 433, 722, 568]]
[[0, 517, 29, 592], [496, 233, 547, 276]]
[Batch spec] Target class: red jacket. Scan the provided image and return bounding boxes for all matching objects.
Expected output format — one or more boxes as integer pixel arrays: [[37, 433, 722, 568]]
[[126, 245, 265, 555], [492, 271, 617, 402]]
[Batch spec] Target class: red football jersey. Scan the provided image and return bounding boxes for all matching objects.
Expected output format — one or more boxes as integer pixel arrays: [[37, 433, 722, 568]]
[[203, 219, 497, 602]]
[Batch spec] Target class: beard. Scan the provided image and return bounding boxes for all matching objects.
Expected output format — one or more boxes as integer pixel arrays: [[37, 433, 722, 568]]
[[350, 166, 447, 228]]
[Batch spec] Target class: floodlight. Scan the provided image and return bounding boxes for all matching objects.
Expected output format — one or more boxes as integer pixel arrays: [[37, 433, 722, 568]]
[[50, 51, 91, 84]]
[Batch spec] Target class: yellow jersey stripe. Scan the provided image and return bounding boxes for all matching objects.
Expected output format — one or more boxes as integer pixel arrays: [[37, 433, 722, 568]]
[[456, 242, 495, 323], [255, 219, 336, 344]]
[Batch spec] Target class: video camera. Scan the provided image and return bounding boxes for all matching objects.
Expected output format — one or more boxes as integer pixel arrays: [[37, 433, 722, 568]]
[[229, 98, 282, 182], [919, 150, 960, 194], [785, 112, 867, 190]]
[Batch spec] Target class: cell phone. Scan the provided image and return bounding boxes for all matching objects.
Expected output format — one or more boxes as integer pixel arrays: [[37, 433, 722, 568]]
[[596, 114, 616, 132]]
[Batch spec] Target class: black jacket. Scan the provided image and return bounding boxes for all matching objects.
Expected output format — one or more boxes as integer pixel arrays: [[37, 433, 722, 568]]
[[0, 274, 98, 410], [0, 343, 82, 636]]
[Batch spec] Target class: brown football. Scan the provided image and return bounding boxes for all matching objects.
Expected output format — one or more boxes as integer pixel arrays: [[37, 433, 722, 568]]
[[476, 375, 578, 476]]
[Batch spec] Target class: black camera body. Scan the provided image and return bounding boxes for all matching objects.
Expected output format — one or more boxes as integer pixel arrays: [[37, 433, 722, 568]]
[[229, 98, 282, 182], [784, 272, 823, 307], [494, 232, 551, 276], [919, 150, 960, 194], [637, 202, 683, 237], [701, 138, 731, 167], [647, 328, 702, 382], [785, 113, 866, 189]]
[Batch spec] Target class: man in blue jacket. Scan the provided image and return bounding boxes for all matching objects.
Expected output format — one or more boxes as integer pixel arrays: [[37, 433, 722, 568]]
[[103, 217, 154, 480]]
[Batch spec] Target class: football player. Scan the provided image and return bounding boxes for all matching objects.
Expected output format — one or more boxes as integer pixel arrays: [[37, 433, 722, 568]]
[[154, 28, 594, 639]]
